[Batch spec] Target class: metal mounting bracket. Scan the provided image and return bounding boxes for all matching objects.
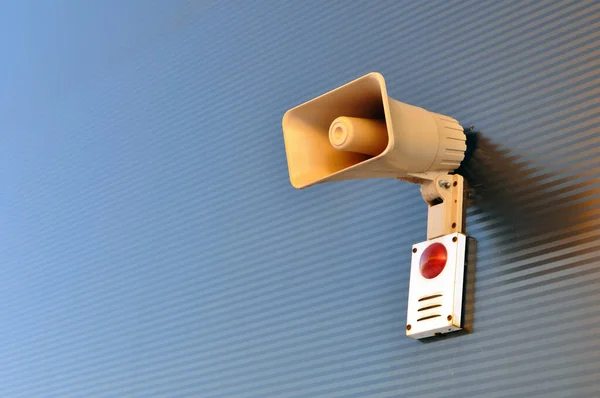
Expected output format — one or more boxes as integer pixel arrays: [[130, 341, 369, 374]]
[[404, 172, 467, 240]]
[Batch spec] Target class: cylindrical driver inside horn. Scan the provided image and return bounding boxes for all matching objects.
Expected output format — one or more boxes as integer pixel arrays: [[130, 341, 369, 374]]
[[328, 116, 388, 156]]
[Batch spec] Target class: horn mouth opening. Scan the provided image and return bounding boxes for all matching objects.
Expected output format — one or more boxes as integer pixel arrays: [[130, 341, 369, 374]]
[[282, 72, 391, 189]]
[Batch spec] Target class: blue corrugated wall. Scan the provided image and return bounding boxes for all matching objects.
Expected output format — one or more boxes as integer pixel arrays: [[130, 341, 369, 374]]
[[1, 1, 599, 396]]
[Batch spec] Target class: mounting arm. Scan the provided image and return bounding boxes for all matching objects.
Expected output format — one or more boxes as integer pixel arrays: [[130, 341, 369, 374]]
[[402, 173, 466, 240]]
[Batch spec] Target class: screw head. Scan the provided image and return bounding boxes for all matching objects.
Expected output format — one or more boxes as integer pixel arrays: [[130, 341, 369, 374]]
[[447, 315, 453, 321], [406, 324, 412, 331], [412, 247, 417, 253], [439, 180, 451, 189]]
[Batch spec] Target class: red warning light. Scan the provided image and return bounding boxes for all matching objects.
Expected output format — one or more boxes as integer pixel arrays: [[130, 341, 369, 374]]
[[419, 242, 448, 279]]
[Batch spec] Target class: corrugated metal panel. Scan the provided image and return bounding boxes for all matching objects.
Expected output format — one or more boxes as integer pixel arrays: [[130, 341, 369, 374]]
[[1, 0, 599, 396]]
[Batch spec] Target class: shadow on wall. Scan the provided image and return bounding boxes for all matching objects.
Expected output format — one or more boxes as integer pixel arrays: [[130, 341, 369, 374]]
[[458, 131, 600, 272], [421, 130, 599, 343]]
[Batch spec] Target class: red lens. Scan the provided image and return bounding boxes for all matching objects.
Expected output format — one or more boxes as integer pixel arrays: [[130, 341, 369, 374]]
[[419, 242, 448, 279]]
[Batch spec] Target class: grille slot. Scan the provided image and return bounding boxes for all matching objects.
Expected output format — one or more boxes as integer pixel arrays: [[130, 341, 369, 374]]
[[417, 314, 441, 322], [418, 304, 441, 312], [418, 294, 442, 302]]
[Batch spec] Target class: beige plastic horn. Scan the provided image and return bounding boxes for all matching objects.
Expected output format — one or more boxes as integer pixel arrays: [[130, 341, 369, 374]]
[[282, 72, 466, 189]]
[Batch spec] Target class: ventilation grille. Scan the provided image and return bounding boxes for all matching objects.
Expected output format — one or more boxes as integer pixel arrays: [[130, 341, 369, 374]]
[[417, 294, 443, 322]]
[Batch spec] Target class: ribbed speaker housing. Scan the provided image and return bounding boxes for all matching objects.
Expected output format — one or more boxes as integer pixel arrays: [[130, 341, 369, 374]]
[[282, 72, 466, 189]]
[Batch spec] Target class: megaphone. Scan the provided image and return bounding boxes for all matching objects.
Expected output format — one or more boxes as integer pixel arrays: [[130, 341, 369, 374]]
[[282, 73, 475, 340], [282, 72, 466, 189]]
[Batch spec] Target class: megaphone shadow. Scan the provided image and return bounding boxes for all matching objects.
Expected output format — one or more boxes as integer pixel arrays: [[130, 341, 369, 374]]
[[419, 131, 599, 343], [460, 131, 598, 254]]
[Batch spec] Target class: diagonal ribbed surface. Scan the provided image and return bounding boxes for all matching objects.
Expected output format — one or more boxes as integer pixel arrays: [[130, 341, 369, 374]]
[[0, 1, 599, 397]]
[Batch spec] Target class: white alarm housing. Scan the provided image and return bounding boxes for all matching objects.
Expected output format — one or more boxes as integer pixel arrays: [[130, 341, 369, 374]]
[[406, 232, 467, 339]]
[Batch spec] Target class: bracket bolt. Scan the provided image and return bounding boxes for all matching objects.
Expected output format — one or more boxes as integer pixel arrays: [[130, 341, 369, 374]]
[[439, 180, 452, 189]]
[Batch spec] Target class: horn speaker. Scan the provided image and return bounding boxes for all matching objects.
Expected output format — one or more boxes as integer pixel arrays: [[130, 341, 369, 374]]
[[282, 72, 466, 189]]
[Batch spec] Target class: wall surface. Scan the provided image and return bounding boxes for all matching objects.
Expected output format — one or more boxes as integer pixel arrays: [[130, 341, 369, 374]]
[[1, 1, 599, 397]]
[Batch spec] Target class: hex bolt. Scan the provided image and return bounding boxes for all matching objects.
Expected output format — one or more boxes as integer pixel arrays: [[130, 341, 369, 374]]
[[439, 180, 451, 189]]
